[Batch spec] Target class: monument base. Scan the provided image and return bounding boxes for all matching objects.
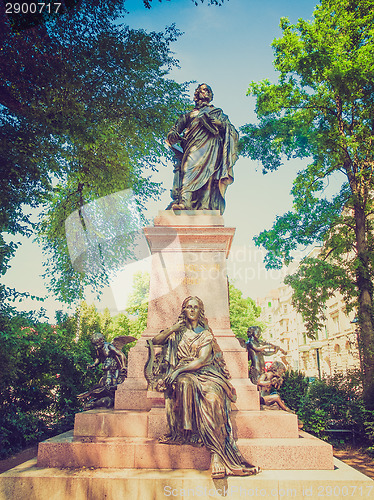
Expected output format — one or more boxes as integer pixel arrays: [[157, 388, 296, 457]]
[[36, 429, 333, 471], [1, 457, 372, 500], [4, 211, 367, 498]]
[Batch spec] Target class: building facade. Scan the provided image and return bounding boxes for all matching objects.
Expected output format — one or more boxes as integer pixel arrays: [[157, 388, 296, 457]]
[[257, 283, 360, 379]]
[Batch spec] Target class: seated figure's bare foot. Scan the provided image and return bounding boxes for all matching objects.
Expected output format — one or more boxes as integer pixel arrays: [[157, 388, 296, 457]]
[[211, 454, 260, 478], [211, 453, 226, 479], [158, 434, 184, 445], [228, 465, 261, 476]]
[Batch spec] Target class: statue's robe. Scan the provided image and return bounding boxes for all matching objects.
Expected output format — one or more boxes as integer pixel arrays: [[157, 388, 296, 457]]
[[160, 326, 252, 473], [167, 105, 239, 214]]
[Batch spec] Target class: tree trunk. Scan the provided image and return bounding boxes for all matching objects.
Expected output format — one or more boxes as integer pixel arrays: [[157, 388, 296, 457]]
[[354, 203, 374, 408]]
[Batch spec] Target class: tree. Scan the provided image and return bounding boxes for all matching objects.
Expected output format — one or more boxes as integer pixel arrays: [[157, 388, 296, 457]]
[[0, 1, 190, 306], [125, 271, 150, 337], [228, 282, 262, 339], [240, 0, 374, 406]]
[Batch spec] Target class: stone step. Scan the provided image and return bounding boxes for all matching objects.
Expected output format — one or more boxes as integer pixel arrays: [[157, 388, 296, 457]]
[[37, 430, 333, 470], [115, 375, 261, 411], [73, 408, 299, 440], [2, 458, 373, 500]]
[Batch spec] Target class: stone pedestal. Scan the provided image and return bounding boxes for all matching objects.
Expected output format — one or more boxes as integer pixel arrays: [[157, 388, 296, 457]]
[[2, 211, 373, 498], [2, 458, 373, 500], [35, 211, 334, 471], [115, 210, 258, 414]]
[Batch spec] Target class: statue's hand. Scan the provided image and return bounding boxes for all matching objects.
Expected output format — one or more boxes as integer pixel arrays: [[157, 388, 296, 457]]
[[170, 319, 184, 333], [165, 369, 180, 386], [210, 117, 222, 128]]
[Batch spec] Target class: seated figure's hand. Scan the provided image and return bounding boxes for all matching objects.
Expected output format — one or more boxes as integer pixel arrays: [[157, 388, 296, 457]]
[[170, 319, 184, 333], [165, 369, 180, 386], [210, 117, 222, 128]]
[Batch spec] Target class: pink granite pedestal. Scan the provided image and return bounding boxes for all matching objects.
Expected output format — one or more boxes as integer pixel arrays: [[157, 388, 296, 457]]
[[4, 212, 374, 499], [36, 211, 334, 471], [115, 210, 258, 415]]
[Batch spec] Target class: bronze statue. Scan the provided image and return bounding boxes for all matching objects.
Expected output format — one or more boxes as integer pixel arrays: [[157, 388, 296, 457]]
[[166, 84, 239, 214], [78, 332, 135, 409], [149, 296, 260, 479], [239, 326, 288, 384], [257, 361, 294, 413]]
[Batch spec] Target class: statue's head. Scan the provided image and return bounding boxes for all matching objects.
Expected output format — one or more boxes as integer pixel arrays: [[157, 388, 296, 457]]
[[91, 332, 105, 348], [247, 326, 261, 340], [194, 83, 213, 106], [269, 361, 286, 376], [180, 296, 209, 330]]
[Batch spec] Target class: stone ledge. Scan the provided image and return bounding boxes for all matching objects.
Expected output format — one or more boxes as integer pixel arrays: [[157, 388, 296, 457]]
[[1, 458, 373, 500], [37, 431, 334, 470], [154, 210, 224, 227], [72, 409, 298, 440]]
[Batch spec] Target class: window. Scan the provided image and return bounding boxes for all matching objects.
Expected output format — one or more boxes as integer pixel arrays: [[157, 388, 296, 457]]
[[331, 314, 340, 334]]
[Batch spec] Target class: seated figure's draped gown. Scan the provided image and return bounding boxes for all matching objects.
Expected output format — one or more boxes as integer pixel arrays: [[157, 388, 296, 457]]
[[167, 105, 239, 214], [160, 325, 251, 472]]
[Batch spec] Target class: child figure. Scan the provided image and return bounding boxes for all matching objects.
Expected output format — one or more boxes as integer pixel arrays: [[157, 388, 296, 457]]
[[78, 332, 135, 409], [239, 326, 288, 384], [257, 361, 294, 413], [88, 332, 128, 388]]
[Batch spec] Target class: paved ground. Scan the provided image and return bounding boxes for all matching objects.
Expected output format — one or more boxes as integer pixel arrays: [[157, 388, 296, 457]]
[[333, 447, 374, 480], [1, 445, 374, 479], [0, 446, 38, 474]]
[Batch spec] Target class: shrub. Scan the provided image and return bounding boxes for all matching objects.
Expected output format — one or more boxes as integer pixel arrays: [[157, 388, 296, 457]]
[[278, 370, 309, 412], [278, 369, 370, 443], [0, 313, 96, 458]]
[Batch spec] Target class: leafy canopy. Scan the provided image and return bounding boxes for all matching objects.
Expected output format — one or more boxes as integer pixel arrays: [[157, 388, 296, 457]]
[[240, 0, 374, 269], [228, 282, 262, 339], [240, 0, 374, 403], [0, 1, 190, 306]]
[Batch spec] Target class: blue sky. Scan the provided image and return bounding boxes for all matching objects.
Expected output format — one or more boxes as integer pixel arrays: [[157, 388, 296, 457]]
[[4, 0, 326, 319]]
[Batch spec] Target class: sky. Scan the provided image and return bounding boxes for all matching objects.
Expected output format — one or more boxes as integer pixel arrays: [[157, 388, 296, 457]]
[[3, 0, 327, 320]]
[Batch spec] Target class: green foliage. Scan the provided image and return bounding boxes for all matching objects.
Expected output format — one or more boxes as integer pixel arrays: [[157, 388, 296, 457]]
[[279, 369, 369, 440], [364, 412, 374, 455], [277, 369, 309, 413], [305, 374, 364, 430], [240, 0, 374, 403], [0, 1, 190, 307], [0, 314, 96, 458], [0, 270, 150, 458], [228, 282, 263, 339], [121, 271, 149, 340], [241, 0, 374, 269], [300, 407, 329, 438]]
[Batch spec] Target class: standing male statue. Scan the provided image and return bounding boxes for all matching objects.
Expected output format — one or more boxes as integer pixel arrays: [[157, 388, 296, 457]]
[[166, 83, 239, 214]]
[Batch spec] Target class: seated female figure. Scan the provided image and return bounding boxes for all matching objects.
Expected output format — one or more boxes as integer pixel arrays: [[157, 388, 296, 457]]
[[152, 296, 259, 479]]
